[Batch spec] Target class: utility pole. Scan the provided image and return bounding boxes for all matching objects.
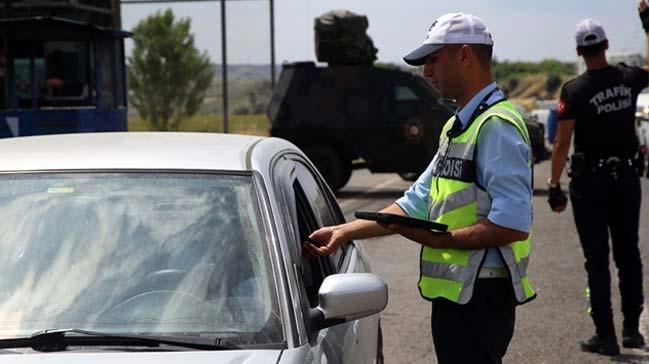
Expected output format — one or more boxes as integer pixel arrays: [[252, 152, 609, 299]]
[[270, 0, 275, 87], [220, 0, 228, 133]]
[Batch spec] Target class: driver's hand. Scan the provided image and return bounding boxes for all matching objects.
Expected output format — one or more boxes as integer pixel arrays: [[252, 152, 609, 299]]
[[302, 225, 346, 256]]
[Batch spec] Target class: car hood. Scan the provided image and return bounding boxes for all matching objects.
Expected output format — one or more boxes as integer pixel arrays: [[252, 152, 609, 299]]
[[0, 350, 283, 363]]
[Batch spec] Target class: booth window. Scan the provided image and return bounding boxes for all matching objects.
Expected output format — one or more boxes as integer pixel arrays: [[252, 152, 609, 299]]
[[39, 42, 94, 106], [11, 41, 94, 108]]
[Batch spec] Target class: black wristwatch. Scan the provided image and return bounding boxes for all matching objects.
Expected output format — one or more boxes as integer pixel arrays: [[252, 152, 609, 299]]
[[547, 178, 559, 189]]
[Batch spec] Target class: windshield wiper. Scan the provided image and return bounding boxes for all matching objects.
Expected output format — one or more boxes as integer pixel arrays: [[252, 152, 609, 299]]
[[0, 328, 240, 352]]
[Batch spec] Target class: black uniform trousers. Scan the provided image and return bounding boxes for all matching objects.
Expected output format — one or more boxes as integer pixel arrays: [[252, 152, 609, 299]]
[[569, 163, 644, 337], [431, 278, 517, 364]]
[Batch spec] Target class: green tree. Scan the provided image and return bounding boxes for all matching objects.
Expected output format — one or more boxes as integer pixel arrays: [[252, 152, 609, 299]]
[[128, 9, 213, 131]]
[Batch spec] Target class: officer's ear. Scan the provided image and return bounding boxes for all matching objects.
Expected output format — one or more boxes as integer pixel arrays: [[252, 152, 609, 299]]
[[458, 44, 472, 67]]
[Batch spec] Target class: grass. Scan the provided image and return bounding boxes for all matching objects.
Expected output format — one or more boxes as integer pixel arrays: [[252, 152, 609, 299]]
[[128, 113, 270, 136]]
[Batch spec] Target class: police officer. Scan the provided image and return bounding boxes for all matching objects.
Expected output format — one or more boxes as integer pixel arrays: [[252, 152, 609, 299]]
[[548, 4, 649, 355], [305, 13, 535, 364]]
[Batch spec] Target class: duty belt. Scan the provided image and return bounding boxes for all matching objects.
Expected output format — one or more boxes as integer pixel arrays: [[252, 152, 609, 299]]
[[593, 156, 634, 168], [593, 156, 634, 180]]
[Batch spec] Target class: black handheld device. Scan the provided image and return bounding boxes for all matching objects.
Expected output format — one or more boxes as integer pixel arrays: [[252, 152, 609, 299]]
[[354, 211, 448, 232]]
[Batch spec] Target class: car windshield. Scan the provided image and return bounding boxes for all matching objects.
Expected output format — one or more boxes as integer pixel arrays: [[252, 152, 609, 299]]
[[0, 172, 282, 346]]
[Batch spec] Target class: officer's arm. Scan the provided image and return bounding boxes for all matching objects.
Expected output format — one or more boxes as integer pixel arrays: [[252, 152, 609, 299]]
[[639, 0, 649, 73], [645, 35, 649, 74], [379, 216, 527, 249], [304, 203, 404, 256], [307, 162, 434, 256], [644, 30, 649, 74], [550, 119, 575, 184]]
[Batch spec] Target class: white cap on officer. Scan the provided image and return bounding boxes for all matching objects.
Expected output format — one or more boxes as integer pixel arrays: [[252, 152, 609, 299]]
[[575, 18, 607, 47], [403, 12, 494, 66]]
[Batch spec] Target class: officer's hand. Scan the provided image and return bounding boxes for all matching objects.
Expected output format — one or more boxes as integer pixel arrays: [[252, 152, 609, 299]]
[[639, 0, 649, 32], [302, 225, 346, 256], [548, 183, 568, 213]]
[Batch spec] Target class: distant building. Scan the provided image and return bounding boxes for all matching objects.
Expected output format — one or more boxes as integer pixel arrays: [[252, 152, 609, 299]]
[[0, 0, 129, 137], [577, 52, 644, 74]]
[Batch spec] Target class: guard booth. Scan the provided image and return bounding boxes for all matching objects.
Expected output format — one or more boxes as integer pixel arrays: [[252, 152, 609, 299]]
[[0, 0, 130, 137]]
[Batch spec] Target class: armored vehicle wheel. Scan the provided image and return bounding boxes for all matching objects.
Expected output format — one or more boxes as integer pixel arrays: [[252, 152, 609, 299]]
[[304, 145, 351, 191], [398, 172, 419, 181]]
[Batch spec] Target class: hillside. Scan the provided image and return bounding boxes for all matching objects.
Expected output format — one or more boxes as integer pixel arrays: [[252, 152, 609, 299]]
[[128, 64, 280, 117], [128, 61, 576, 125], [492, 59, 576, 109]]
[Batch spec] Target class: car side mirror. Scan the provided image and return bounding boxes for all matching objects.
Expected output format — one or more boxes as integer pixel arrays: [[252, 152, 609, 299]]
[[309, 273, 388, 331]]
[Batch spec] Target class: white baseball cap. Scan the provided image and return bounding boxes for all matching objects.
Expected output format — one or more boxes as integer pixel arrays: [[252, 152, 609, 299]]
[[575, 18, 607, 47], [403, 12, 494, 66]]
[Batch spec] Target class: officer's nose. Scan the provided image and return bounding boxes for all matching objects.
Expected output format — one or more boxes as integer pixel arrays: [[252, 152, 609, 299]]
[[422, 66, 433, 81]]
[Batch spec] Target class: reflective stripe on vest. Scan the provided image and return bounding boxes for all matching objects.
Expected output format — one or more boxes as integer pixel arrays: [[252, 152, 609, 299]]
[[419, 100, 536, 304]]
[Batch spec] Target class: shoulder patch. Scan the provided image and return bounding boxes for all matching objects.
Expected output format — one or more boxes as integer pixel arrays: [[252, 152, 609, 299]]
[[557, 99, 566, 114]]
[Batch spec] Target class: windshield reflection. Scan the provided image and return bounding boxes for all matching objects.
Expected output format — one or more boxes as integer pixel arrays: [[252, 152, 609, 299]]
[[0, 173, 281, 344]]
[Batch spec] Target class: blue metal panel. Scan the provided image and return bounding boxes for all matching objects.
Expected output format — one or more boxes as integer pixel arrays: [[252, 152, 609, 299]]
[[0, 109, 127, 138]]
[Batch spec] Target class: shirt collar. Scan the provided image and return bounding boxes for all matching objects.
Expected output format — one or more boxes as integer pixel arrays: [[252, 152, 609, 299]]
[[455, 82, 502, 127]]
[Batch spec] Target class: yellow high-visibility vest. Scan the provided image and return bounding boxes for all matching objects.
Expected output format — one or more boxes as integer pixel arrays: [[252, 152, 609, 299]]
[[419, 100, 536, 304]]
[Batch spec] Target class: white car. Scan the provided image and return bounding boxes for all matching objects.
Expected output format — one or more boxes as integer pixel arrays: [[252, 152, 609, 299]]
[[0, 132, 387, 363]]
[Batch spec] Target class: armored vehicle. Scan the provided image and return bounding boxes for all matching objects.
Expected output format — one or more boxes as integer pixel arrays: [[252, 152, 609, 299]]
[[268, 62, 548, 191]]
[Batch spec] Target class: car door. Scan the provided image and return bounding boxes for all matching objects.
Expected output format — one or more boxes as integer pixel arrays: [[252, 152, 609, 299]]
[[287, 155, 379, 364], [299, 161, 381, 364]]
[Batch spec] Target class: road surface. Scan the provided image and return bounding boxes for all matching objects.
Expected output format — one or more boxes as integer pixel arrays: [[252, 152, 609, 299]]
[[336, 161, 649, 363]]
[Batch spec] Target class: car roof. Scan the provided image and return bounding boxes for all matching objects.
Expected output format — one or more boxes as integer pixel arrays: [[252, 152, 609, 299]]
[[0, 132, 296, 172]]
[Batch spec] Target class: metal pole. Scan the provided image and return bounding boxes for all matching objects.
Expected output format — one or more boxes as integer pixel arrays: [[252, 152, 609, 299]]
[[269, 0, 275, 87], [220, 0, 228, 133]]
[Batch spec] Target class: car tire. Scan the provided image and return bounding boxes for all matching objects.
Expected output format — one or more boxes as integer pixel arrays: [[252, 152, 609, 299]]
[[304, 145, 351, 192]]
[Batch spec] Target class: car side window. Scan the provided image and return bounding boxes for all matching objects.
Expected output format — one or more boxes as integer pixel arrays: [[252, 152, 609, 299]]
[[390, 84, 420, 122], [394, 85, 419, 101], [292, 161, 347, 266], [293, 180, 335, 308]]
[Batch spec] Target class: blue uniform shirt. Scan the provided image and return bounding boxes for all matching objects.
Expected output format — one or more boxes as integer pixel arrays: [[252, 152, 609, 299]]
[[395, 82, 533, 268]]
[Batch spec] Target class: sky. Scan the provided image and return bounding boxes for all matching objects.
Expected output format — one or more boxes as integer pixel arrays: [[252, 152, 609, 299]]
[[120, 0, 649, 66]]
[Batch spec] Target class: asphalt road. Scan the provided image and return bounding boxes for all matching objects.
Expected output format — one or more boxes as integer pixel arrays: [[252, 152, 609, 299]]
[[336, 161, 649, 364]]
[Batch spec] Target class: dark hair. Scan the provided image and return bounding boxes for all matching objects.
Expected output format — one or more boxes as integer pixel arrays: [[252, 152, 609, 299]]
[[577, 40, 607, 58], [448, 44, 493, 69], [469, 44, 493, 69]]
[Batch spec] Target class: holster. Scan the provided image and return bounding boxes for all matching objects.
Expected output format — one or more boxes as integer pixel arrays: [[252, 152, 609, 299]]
[[568, 152, 586, 178]]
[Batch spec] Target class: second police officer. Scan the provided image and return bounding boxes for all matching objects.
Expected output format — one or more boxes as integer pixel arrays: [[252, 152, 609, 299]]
[[548, 1, 649, 356]]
